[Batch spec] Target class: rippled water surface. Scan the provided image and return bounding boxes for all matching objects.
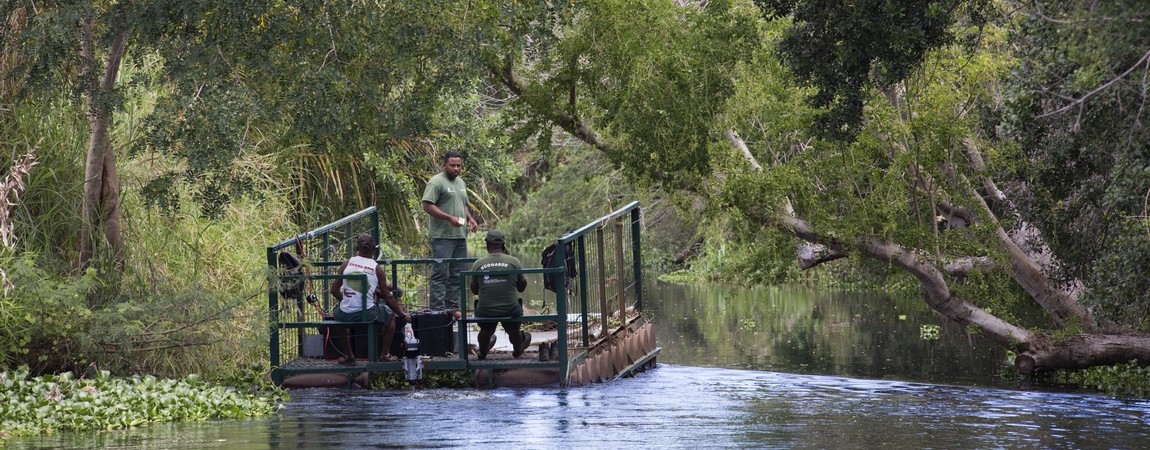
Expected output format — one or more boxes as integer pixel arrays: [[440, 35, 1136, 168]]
[[13, 365, 1150, 449], [10, 282, 1150, 448]]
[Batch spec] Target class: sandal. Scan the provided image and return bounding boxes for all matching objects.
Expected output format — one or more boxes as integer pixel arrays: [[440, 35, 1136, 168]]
[[337, 355, 357, 366], [380, 354, 399, 362]]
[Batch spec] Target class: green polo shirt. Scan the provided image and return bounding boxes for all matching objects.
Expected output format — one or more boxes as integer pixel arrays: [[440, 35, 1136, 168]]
[[422, 172, 469, 239], [470, 253, 526, 317]]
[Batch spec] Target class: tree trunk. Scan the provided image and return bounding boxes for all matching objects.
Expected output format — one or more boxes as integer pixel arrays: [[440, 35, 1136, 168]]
[[78, 21, 128, 269], [1016, 333, 1150, 374], [769, 208, 1150, 374], [961, 140, 1092, 329]]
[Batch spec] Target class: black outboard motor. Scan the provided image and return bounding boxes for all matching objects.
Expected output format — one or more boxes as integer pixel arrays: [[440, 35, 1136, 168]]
[[403, 323, 423, 381]]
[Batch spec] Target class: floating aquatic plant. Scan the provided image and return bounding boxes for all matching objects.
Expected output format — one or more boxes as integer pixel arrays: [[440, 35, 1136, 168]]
[[0, 369, 281, 439]]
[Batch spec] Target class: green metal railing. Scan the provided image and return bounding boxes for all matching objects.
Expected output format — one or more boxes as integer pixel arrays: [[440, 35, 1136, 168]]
[[381, 257, 477, 309], [267, 207, 379, 383], [554, 201, 643, 349]]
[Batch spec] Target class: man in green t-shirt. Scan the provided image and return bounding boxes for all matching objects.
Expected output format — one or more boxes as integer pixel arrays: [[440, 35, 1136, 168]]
[[469, 230, 531, 359], [422, 151, 477, 310]]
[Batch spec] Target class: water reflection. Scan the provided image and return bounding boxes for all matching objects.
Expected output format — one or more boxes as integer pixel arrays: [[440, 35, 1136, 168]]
[[647, 282, 1009, 387]]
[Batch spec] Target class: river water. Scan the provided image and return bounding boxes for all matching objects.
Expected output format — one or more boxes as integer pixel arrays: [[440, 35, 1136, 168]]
[[11, 281, 1150, 448]]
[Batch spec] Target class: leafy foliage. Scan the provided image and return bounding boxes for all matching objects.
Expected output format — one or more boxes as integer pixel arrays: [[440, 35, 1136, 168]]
[[0, 99, 86, 258], [506, 0, 760, 187], [754, 0, 994, 139], [503, 149, 628, 247], [1054, 360, 1150, 399], [1000, 2, 1150, 331], [502, 147, 700, 269], [716, 16, 1016, 278]]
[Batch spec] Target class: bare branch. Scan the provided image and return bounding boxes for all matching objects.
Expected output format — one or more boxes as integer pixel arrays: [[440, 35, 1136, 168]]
[[493, 59, 612, 153], [730, 130, 842, 269], [797, 246, 847, 269], [853, 235, 1032, 347], [966, 173, 1093, 328], [727, 129, 761, 170], [942, 256, 996, 277], [1037, 48, 1150, 120], [764, 206, 1032, 347]]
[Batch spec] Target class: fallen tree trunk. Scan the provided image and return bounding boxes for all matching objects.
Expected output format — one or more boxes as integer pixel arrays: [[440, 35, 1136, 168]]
[[1016, 333, 1150, 373], [770, 209, 1150, 374]]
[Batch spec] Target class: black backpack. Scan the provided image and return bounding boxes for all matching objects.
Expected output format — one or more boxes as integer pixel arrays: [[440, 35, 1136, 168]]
[[277, 251, 305, 300], [541, 241, 576, 292]]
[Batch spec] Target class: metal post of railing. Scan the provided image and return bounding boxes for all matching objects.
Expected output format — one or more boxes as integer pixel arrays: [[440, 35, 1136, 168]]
[[391, 262, 401, 310], [556, 265, 568, 386], [614, 217, 626, 326], [453, 271, 462, 363], [577, 236, 589, 348], [322, 232, 331, 314], [370, 209, 379, 259], [631, 206, 643, 312], [358, 275, 377, 363], [459, 271, 469, 363], [267, 246, 281, 382], [596, 226, 608, 341]]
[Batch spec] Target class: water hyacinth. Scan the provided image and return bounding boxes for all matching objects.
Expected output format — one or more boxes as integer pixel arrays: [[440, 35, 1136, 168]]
[[0, 369, 280, 439]]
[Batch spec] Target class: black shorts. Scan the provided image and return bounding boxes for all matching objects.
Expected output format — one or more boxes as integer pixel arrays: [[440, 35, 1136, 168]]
[[477, 301, 523, 334]]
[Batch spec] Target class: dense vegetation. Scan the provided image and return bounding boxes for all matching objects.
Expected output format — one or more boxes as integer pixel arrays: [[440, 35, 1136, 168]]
[[1, 0, 1148, 422]]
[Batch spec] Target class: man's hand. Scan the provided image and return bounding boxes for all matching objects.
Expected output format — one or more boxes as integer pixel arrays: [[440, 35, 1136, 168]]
[[467, 217, 478, 233]]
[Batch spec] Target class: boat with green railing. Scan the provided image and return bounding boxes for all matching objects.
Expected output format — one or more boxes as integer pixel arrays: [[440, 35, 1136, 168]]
[[266, 201, 659, 388]]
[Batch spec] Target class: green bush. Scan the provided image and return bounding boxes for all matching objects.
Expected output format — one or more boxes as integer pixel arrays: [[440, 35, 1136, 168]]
[[1054, 361, 1150, 399], [0, 254, 101, 371]]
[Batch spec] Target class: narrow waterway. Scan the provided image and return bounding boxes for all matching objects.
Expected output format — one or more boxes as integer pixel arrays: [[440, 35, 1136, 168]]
[[11, 280, 1150, 448], [647, 282, 1012, 388]]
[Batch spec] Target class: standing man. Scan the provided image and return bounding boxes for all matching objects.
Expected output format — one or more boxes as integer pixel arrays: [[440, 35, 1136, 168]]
[[422, 151, 477, 310], [470, 230, 531, 359]]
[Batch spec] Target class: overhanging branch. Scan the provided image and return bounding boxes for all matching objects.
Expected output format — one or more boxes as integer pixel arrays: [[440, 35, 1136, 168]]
[[961, 140, 1092, 329], [493, 59, 612, 154]]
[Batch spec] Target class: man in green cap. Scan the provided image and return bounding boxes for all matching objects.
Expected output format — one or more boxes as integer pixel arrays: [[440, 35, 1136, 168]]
[[469, 230, 531, 359]]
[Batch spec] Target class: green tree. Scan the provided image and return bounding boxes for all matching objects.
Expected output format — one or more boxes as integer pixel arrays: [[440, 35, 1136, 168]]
[[3, 1, 533, 259], [1, 0, 531, 373], [753, 0, 994, 139], [492, 0, 1150, 374], [1000, 1, 1150, 332]]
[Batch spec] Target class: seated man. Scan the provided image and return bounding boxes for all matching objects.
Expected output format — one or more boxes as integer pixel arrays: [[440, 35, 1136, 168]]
[[469, 230, 531, 359], [329, 234, 411, 364]]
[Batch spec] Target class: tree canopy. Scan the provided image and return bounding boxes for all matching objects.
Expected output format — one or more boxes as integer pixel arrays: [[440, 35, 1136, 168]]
[[1000, 1, 1150, 330], [3, 0, 1148, 377], [485, 0, 1150, 373]]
